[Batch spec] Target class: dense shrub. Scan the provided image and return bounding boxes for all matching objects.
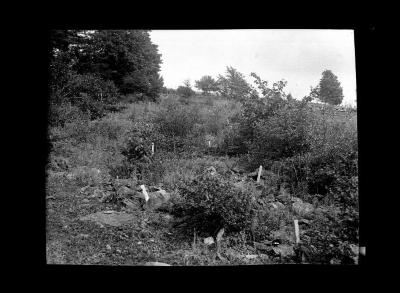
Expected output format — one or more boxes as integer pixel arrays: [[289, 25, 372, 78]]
[[300, 206, 359, 264], [49, 72, 120, 122], [276, 110, 358, 200], [152, 99, 202, 152], [89, 117, 131, 142], [176, 85, 195, 101], [173, 173, 255, 236], [247, 100, 311, 168], [49, 102, 90, 127]]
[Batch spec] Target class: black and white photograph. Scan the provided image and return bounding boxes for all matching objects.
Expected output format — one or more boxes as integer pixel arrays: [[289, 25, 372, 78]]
[[46, 29, 361, 266]]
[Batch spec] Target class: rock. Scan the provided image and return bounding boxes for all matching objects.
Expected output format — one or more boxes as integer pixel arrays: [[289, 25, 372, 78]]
[[117, 186, 135, 196], [299, 219, 311, 225], [205, 166, 217, 176], [270, 203, 278, 209], [272, 244, 295, 258], [265, 194, 275, 203], [143, 188, 171, 211], [231, 166, 245, 174], [122, 198, 138, 210], [80, 211, 136, 227], [268, 201, 285, 210], [245, 254, 258, 260], [91, 189, 104, 198], [330, 258, 341, 264], [270, 227, 295, 244], [254, 242, 271, 252], [204, 237, 215, 245], [144, 262, 171, 266], [163, 214, 173, 221], [82, 199, 89, 203], [276, 186, 291, 202], [292, 200, 314, 217], [77, 233, 90, 239], [233, 181, 245, 190], [80, 185, 91, 194], [66, 173, 75, 180], [53, 157, 70, 171], [106, 244, 111, 250], [114, 178, 135, 188]]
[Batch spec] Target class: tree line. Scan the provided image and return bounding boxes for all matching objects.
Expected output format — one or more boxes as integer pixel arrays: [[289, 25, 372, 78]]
[[49, 30, 164, 122], [49, 29, 345, 125], [175, 66, 344, 106]]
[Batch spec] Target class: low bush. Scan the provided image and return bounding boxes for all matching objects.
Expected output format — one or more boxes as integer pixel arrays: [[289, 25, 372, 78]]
[[50, 72, 120, 121], [152, 99, 202, 152], [173, 173, 255, 236], [49, 102, 90, 127]]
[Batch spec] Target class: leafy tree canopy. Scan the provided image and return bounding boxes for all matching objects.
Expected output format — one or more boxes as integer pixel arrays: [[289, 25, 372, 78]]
[[195, 75, 218, 95], [217, 66, 253, 100]]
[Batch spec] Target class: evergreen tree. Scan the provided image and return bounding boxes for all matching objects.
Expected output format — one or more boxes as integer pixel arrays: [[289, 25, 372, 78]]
[[317, 70, 344, 105]]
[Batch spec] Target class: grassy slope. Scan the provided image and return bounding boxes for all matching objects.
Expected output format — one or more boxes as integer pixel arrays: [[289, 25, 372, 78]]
[[46, 95, 357, 265], [46, 95, 269, 265]]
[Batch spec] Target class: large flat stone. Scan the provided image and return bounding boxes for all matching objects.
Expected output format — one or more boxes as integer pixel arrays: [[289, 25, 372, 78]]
[[80, 211, 136, 227]]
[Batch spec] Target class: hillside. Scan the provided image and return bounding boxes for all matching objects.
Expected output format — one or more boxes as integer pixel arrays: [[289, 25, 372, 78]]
[[46, 93, 359, 265]]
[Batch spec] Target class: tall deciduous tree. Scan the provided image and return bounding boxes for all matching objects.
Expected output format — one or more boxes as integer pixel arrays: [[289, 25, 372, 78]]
[[74, 30, 164, 100], [195, 75, 218, 95], [217, 66, 252, 100], [316, 70, 344, 105]]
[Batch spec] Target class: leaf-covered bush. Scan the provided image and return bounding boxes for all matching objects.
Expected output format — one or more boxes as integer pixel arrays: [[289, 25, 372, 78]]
[[173, 173, 255, 236], [247, 100, 311, 168], [152, 99, 202, 152], [49, 102, 90, 127]]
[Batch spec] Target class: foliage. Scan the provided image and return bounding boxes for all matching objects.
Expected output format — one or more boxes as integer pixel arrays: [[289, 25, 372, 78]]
[[250, 72, 287, 100], [74, 30, 164, 100], [49, 102, 89, 127], [195, 75, 219, 95], [301, 205, 359, 264], [217, 66, 253, 101], [176, 80, 195, 101], [173, 173, 255, 236], [152, 99, 202, 152], [246, 99, 311, 168], [313, 70, 344, 105], [49, 29, 164, 126]]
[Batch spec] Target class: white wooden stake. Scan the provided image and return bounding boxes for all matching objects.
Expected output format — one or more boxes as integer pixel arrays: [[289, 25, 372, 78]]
[[294, 219, 300, 244], [257, 165, 263, 182], [151, 142, 154, 156], [140, 185, 149, 202], [208, 140, 211, 147]]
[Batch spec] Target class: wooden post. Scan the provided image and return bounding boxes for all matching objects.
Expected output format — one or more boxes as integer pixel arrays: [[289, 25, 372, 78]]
[[208, 140, 211, 147], [151, 142, 154, 156], [140, 185, 149, 202], [257, 165, 263, 182], [294, 219, 300, 244]]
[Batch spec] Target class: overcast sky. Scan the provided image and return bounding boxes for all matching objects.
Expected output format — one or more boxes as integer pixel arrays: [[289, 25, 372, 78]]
[[150, 29, 357, 106]]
